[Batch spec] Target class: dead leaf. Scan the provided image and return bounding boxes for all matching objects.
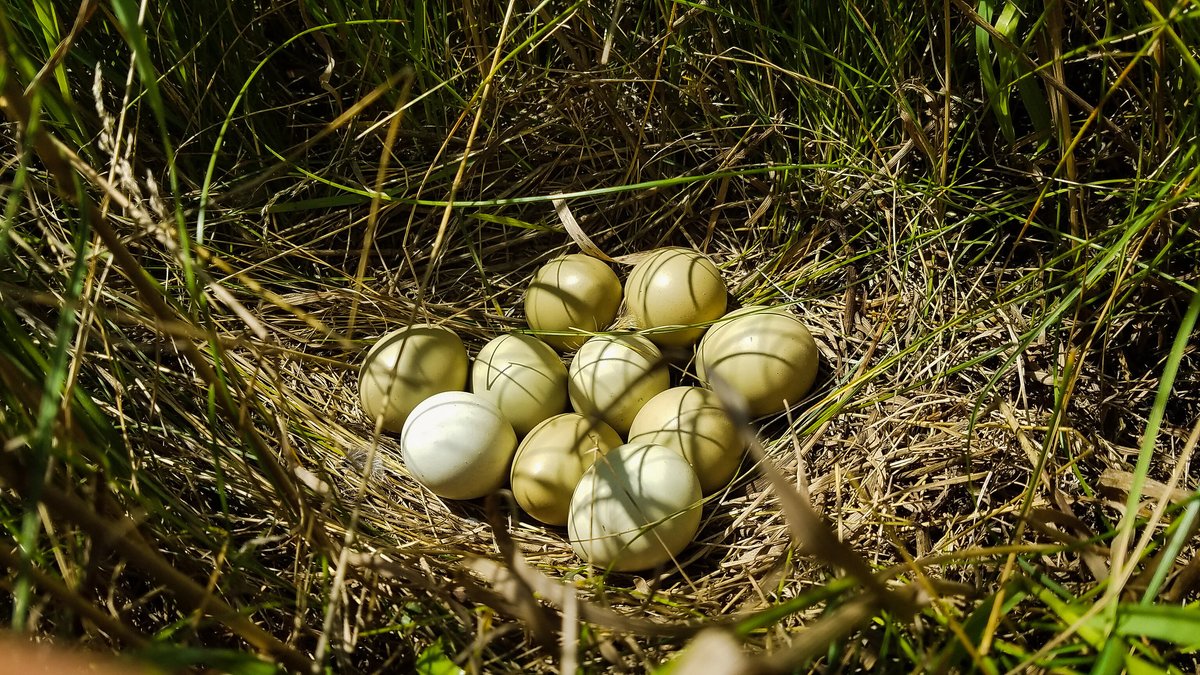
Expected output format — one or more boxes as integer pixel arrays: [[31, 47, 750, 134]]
[[553, 199, 614, 262], [665, 629, 760, 675], [1099, 469, 1192, 505]]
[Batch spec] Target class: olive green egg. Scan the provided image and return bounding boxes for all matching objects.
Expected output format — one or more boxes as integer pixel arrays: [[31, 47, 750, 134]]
[[625, 248, 727, 347], [524, 254, 623, 350], [628, 386, 744, 494], [568, 334, 670, 436], [357, 324, 469, 433], [510, 413, 622, 525], [695, 306, 819, 418], [471, 333, 568, 436]]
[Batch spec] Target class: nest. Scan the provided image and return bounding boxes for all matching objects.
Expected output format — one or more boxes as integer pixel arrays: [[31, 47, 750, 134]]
[[228, 223, 1194, 670]]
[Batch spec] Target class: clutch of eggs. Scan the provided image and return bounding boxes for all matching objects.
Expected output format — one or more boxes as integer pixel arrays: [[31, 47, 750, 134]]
[[353, 249, 823, 575]]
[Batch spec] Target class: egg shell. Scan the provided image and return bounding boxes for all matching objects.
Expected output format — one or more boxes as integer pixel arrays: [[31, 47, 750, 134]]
[[628, 386, 744, 494], [524, 254, 623, 350], [510, 413, 623, 525], [625, 248, 727, 347], [471, 333, 568, 436], [568, 334, 670, 436], [695, 306, 819, 418], [400, 391, 517, 500], [358, 324, 468, 432], [568, 442, 703, 572]]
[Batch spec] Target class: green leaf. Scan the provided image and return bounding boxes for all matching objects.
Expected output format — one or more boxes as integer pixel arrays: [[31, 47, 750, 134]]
[[29, 0, 70, 101], [469, 212, 560, 232], [135, 645, 279, 675], [931, 583, 1026, 674], [1121, 654, 1170, 675], [1116, 604, 1200, 652], [733, 576, 856, 637], [975, 0, 1015, 144], [416, 639, 464, 675]]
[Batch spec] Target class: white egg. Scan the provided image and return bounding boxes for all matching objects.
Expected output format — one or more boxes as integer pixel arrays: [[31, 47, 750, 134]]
[[471, 333, 568, 436], [400, 391, 517, 500], [568, 334, 670, 436], [568, 442, 703, 572]]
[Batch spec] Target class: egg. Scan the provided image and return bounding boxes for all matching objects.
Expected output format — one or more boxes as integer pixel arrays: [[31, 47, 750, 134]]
[[471, 333, 568, 436], [695, 306, 819, 417], [568, 334, 670, 436], [358, 324, 469, 432], [510, 413, 623, 525], [628, 387, 744, 494], [568, 442, 703, 571], [625, 248, 727, 347], [524, 254, 623, 350], [400, 391, 517, 499]]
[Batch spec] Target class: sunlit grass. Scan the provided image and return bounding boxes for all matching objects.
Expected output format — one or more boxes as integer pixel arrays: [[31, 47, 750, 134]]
[[1, 0, 1198, 672]]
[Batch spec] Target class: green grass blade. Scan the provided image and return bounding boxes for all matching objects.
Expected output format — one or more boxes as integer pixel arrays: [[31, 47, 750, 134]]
[[1110, 285, 1200, 577], [13, 174, 91, 629], [1116, 604, 1200, 651]]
